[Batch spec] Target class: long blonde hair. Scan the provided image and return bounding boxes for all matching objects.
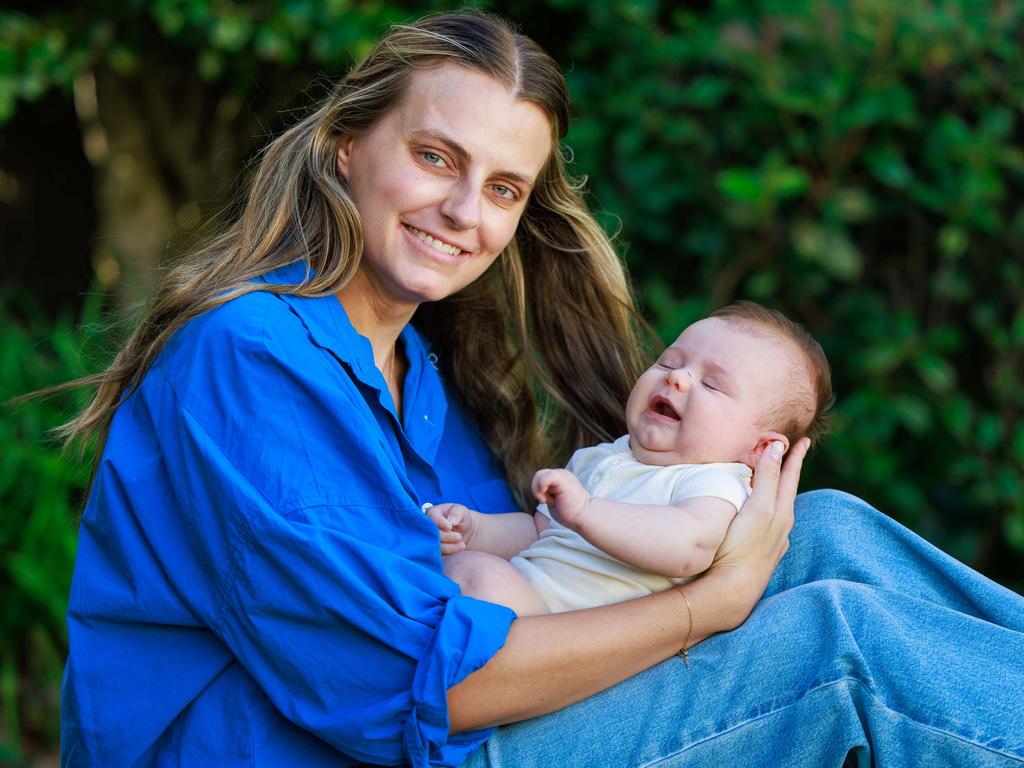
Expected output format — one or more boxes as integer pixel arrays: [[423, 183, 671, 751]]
[[57, 10, 647, 506]]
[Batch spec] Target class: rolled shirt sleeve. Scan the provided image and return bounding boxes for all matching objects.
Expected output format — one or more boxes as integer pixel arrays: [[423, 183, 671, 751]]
[[63, 276, 517, 767]]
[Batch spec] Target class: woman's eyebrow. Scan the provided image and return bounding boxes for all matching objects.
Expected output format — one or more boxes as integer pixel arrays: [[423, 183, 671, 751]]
[[408, 128, 536, 188]]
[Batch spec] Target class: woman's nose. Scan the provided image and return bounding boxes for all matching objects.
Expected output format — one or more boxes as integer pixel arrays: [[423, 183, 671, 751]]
[[440, 180, 480, 230]]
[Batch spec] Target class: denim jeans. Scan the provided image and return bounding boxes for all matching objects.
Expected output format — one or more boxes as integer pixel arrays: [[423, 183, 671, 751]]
[[458, 490, 1024, 767]]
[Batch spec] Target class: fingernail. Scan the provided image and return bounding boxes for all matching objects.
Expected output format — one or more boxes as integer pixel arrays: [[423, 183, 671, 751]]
[[770, 441, 785, 459]]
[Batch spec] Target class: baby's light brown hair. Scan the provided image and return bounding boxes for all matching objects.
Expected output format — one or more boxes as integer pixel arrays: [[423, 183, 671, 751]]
[[710, 301, 834, 447]]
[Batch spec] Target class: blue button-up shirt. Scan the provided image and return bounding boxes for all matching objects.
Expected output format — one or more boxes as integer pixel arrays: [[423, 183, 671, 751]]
[[61, 261, 519, 767]]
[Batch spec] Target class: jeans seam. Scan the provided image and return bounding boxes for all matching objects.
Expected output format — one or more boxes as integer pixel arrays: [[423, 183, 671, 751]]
[[639, 676, 1024, 767], [860, 678, 1024, 764]]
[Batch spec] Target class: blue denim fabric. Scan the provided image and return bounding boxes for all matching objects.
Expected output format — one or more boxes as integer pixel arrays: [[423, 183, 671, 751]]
[[459, 490, 1024, 767]]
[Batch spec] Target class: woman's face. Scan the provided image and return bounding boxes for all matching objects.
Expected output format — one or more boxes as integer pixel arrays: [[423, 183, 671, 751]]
[[337, 64, 553, 314]]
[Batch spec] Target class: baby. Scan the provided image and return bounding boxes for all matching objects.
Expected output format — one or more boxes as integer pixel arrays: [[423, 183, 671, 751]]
[[427, 301, 833, 615]]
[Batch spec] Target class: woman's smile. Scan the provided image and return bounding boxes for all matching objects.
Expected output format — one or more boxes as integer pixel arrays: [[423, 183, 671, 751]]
[[402, 222, 469, 262]]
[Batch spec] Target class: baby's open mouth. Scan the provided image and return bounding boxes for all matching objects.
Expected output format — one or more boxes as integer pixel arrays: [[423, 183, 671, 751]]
[[651, 397, 680, 421]]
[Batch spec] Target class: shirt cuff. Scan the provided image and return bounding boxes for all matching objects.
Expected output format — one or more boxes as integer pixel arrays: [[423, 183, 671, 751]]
[[405, 595, 516, 767]]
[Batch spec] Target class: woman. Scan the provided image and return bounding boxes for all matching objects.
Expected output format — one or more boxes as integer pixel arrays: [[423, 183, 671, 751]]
[[59, 10, 1024, 767]]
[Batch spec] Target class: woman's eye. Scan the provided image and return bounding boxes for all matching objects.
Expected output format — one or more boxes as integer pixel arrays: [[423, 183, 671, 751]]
[[491, 183, 518, 201], [421, 151, 447, 167]]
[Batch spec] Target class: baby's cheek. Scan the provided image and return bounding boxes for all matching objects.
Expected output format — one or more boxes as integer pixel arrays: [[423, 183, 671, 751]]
[[624, 383, 648, 430]]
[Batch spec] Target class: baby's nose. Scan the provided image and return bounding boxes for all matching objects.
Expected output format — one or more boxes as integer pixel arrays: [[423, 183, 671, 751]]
[[666, 368, 692, 390]]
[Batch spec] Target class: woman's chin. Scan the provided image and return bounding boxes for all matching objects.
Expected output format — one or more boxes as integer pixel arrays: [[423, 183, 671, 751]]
[[382, 280, 460, 309], [395, 271, 481, 306]]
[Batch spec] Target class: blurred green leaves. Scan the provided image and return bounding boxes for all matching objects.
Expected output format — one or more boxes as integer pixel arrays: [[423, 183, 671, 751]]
[[0, 289, 109, 759], [0, 0, 434, 123]]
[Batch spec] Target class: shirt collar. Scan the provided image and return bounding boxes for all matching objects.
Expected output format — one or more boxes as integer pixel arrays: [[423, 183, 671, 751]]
[[256, 260, 448, 461], [256, 260, 377, 383]]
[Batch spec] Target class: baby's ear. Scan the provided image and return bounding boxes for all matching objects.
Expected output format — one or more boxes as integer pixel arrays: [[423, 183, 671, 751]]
[[742, 432, 790, 467]]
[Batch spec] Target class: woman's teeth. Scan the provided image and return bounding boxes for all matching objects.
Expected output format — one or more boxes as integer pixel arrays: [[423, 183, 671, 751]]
[[407, 226, 463, 256]]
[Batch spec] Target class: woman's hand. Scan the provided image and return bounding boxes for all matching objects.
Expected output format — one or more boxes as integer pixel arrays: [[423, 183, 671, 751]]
[[703, 438, 810, 627], [425, 503, 477, 555]]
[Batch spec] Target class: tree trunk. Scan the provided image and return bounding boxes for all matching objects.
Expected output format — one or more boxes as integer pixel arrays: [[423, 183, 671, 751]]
[[74, 62, 258, 307]]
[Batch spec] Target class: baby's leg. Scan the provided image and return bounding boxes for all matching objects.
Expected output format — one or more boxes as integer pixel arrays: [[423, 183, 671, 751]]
[[443, 551, 550, 616]]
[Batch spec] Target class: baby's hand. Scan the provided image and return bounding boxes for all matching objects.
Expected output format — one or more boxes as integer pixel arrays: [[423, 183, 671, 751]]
[[425, 503, 476, 555], [532, 469, 590, 530]]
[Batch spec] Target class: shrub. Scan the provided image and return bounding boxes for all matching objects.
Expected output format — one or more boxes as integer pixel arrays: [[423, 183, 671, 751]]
[[0, 289, 110, 760]]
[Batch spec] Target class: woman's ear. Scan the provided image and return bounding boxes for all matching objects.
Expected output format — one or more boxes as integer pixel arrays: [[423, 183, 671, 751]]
[[336, 135, 355, 180], [742, 432, 790, 467]]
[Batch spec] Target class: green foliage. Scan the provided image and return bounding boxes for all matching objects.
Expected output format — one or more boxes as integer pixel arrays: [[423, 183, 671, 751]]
[[0, 0, 466, 123], [545, 0, 1024, 582], [0, 290, 110, 759]]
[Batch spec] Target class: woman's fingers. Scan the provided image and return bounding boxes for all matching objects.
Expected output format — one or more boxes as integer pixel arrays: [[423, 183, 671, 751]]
[[756, 436, 809, 558], [777, 438, 810, 510], [701, 438, 811, 619], [720, 439, 804, 562], [747, 440, 786, 512], [749, 438, 809, 510]]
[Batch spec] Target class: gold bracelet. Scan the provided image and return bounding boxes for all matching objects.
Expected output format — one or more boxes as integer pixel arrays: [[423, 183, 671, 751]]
[[672, 586, 694, 669]]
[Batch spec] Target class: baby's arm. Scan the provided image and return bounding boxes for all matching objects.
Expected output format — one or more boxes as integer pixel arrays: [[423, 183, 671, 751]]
[[426, 503, 542, 560], [533, 469, 736, 579]]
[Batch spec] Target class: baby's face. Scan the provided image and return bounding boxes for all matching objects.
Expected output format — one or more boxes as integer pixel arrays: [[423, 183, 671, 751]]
[[625, 317, 795, 467]]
